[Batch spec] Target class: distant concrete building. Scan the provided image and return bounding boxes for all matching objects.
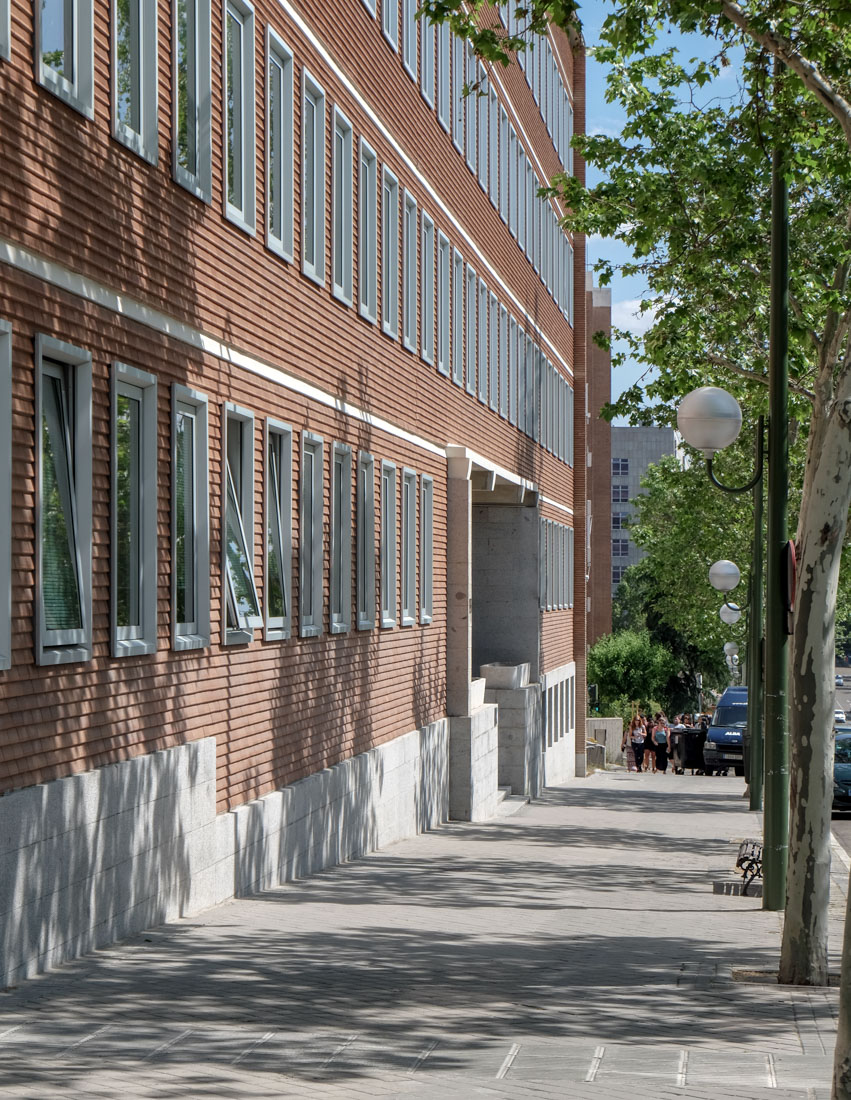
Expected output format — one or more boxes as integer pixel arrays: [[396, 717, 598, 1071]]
[[610, 426, 677, 595], [586, 273, 612, 645]]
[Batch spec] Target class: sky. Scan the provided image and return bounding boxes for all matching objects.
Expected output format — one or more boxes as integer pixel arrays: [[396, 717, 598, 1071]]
[[578, 1, 743, 421]]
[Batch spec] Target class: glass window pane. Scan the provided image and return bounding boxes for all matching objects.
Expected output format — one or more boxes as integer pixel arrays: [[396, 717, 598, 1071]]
[[41, 371, 83, 632], [267, 435, 287, 621], [269, 56, 282, 240], [226, 9, 243, 209], [41, 0, 74, 81], [115, 392, 141, 629], [304, 96, 316, 267], [176, 0, 197, 174], [225, 464, 260, 622], [175, 407, 196, 626], [116, 0, 141, 133]]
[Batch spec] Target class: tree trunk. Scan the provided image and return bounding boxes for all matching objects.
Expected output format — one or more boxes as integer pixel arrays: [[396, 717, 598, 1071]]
[[780, 393, 851, 986], [834, 871, 851, 1098]]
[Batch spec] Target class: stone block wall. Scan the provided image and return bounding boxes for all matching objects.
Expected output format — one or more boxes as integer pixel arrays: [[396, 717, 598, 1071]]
[[448, 705, 499, 822]]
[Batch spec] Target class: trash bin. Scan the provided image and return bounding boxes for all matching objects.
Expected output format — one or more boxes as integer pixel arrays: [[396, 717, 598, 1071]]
[[671, 728, 706, 773]]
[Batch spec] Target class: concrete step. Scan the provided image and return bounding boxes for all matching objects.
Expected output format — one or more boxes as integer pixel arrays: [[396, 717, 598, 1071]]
[[496, 787, 529, 817]]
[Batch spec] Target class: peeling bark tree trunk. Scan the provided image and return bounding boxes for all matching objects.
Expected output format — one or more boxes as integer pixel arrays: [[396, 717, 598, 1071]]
[[835, 882, 851, 1099], [780, 390, 851, 993]]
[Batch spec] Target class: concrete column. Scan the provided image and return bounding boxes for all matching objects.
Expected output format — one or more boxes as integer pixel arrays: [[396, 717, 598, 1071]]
[[447, 456, 472, 716]]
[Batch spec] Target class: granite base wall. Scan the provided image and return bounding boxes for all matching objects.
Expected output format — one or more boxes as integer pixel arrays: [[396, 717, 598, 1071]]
[[448, 705, 499, 822], [1, 720, 449, 988]]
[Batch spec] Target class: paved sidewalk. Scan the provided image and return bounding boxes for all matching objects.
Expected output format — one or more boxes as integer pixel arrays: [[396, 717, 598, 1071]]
[[0, 770, 845, 1098]]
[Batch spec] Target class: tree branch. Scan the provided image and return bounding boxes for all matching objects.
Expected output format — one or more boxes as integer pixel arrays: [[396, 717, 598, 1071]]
[[706, 351, 815, 401], [718, 0, 851, 149]]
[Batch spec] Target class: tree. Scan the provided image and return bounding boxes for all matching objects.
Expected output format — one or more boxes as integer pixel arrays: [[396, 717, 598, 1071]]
[[418, 3, 851, 1092], [587, 628, 678, 716]]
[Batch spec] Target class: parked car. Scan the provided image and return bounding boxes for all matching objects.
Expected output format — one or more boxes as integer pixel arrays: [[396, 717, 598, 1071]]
[[836, 709, 847, 724], [833, 726, 851, 811], [837, 674, 845, 688], [704, 686, 747, 776]]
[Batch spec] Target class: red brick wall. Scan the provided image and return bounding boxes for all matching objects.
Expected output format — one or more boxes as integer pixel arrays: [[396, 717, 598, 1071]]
[[0, 1, 583, 808]]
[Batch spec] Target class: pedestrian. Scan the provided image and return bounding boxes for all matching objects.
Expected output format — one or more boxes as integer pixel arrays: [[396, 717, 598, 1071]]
[[622, 715, 644, 771], [653, 713, 671, 774], [642, 714, 657, 773]]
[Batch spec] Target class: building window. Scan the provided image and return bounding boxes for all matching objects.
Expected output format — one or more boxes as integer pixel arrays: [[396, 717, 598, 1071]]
[[517, 150, 527, 252], [451, 32, 464, 152], [382, 0, 397, 49], [612, 538, 629, 558], [402, 190, 418, 352], [265, 419, 292, 641], [330, 443, 352, 634], [436, 22, 450, 130], [172, 385, 210, 650], [437, 232, 450, 377], [508, 316, 518, 426], [478, 69, 488, 191], [35, 336, 93, 666], [612, 484, 629, 503], [0, 321, 10, 670], [382, 168, 399, 338], [380, 460, 397, 628], [421, 17, 435, 106], [517, 326, 526, 434], [402, 0, 416, 79], [302, 70, 326, 285], [174, 0, 212, 201], [223, 405, 262, 644], [420, 475, 433, 624], [357, 451, 375, 631], [477, 278, 488, 404], [421, 211, 435, 366], [223, 0, 256, 233], [466, 264, 477, 396], [113, 0, 158, 163], [612, 565, 627, 585], [0, 0, 8, 61], [332, 108, 354, 305], [451, 247, 464, 386], [489, 291, 498, 411], [267, 29, 294, 261], [508, 125, 517, 236], [401, 468, 416, 626], [358, 140, 378, 323], [489, 85, 498, 208], [612, 457, 629, 476], [37, 0, 94, 118], [499, 305, 508, 418], [499, 106, 509, 223], [300, 432, 324, 637], [465, 42, 477, 172], [111, 363, 158, 658], [612, 511, 628, 531]]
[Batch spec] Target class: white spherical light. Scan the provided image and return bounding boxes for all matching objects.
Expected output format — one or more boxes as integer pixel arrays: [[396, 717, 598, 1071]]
[[677, 387, 743, 456], [724, 642, 739, 657], [720, 602, 742, 625], [709, 560, 741, 593]]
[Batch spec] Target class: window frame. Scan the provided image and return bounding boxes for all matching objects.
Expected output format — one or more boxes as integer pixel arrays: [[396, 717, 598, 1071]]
[[302, 69, 327, 286], [381, 167, 400, 339], [477, 68, 488, 192], [400, 467, 417, 627], [465, 42, 477, 172], [436, 231, 450, 377], [0, 0, 8, 61], [382, 0, 398, 50], [329, 442, 353, 635], [380, 460, 397, 628], [171, 384, 210, 651], [498, 304, 508, 418], [358, 139, 379, 324], [356, 451, 376, 631], [0, 321, 10, 670], [402, 0, 417, 80], [36, 0, 95, 119], [222, 403, 262, 645], [112, 0, 159, 164], [451, 32, 464, 153], [331, 106, 354, 307], [508, 316, 518, 426], [111, 362, 158, 658], [420, 210, 436, 366], [173, 0, 213, 202], [477, 277, 488, 405], [436, 21, 450, 130], [222, 0, 256, 234], [35, 334, 93, 666], [451, 247, 464, 387], [488, 84, 498, 209], [420, 15, 435, 106], [465, 263, 477, 397], [299, 431, 324, 638], [402, 189, 418, 353], [264, 418, 293, 641], [488, 290, 498, 411], [499, 106, 509, 223], [266, 27, 294, 262], [420, 474, 433, 625]]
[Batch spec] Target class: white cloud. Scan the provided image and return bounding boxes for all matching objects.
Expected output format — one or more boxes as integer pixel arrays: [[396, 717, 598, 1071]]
[[611, 298, 657, 336]]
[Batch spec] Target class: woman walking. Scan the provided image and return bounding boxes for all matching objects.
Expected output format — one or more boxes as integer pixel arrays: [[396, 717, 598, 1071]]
[[653, 713, 671, 774], [622, 715, 645, 771]]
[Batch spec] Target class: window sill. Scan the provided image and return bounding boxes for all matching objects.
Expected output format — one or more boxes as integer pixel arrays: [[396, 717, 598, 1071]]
[[224, 628, 253, 646], [300, 624, 322, 638], [380, 617, 396, 629], [114, 125, 158, 167], [330, 621, 350, 635], [38, 70, 94, 120], [267, 236, 294, 265], [264, 625, 291, 642], [357, 618, 375, 632], [37, 643, 92, 667], [173, 632, 210, 652], [225, 205, 257, 238], [112, 637, 157, 658]]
